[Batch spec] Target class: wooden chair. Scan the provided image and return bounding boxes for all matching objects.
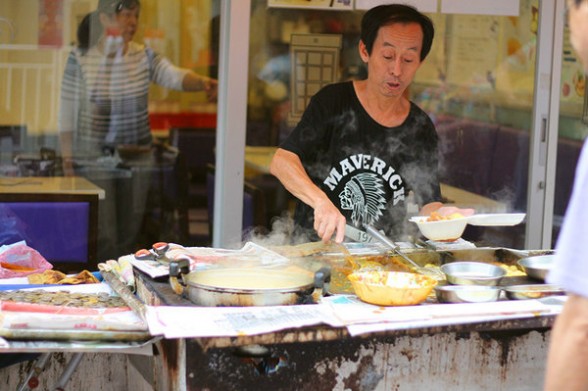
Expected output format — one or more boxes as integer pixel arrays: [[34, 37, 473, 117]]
[[168, 127, 216, 208]]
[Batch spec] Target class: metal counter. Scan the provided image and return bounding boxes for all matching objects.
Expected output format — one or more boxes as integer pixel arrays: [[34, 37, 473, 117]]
[[134, 247, 557, 391]]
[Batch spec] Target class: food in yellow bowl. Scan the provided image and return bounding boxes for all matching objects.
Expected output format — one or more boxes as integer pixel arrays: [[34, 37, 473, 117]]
[[347, 271, 437, 306]]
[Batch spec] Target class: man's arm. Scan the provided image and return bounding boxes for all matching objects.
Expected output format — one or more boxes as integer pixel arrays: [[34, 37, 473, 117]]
[[544, 294, 588, 391], [270, 148, 346, 243]]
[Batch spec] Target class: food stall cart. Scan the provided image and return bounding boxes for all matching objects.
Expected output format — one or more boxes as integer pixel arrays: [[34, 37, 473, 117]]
[[131, 244, 560, 391], [0, 244, 561, 391]]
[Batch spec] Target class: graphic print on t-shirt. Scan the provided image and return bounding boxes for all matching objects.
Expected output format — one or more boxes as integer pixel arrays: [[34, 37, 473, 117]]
[[322, 153, 406, 227]]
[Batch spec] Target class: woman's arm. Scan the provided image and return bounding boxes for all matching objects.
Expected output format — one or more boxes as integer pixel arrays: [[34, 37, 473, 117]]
[[182, 71, 218, 101]]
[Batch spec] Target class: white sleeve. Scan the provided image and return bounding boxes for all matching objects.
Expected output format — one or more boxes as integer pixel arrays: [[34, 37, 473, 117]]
[[58, 51, 81, 133], [147, 48, 189, 91], [548, 139, 588, 297]]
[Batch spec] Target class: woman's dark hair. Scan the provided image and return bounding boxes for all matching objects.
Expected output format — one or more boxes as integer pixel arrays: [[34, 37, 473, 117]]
[[98, 0, 140, 15], [77, 12, 102, 54], [76, 0, 140, 54], [360, 4, 435, 61]]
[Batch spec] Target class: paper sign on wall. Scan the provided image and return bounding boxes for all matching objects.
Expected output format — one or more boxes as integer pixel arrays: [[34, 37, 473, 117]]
[[441, 0, 520, 16], [355, 0, 437, 12]]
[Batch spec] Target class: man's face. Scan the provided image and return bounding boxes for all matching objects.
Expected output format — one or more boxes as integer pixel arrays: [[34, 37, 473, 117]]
[[359, 22, 423, 98], [568, 0, 588, 72]]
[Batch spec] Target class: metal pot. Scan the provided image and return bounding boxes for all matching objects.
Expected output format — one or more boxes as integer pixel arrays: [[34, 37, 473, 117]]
[[168, 258, 330, 306]]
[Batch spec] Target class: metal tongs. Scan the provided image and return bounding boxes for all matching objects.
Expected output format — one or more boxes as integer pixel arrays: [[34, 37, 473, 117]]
[[134, 242, 171, 264], [363, 224, 445, 280]]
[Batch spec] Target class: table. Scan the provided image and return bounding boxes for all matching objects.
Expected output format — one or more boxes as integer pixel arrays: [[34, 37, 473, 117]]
[[243, 146, 507, 212], [0, 176, 105, 200], [0, 176, 104, 272], [244, 146, 277, 176], [71, 147, 184, 261], [441, 183, 507, 212]]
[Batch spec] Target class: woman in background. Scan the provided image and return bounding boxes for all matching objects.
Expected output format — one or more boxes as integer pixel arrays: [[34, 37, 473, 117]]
[[59, 0, 217, 172], [58, 0, 217, 259]]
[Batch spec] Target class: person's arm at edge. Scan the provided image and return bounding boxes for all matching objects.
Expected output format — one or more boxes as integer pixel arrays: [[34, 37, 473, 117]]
[[270, 148, 346, 243], [544, 293, 588, 391], [181, 71, 218, 101]]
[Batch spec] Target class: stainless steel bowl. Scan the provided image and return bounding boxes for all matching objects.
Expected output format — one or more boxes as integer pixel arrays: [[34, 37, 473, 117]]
[[503, 284, 564, 300], [435, 285, 501, 303], [440, 262, 506, 286], [517, 255, 554, 281]]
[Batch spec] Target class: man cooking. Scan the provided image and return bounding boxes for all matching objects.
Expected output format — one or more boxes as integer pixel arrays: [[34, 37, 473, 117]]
[[270, 4, 441, 243]]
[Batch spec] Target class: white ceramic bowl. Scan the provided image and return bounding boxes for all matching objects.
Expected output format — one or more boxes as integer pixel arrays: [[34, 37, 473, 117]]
[[409, 216, 469, 241]]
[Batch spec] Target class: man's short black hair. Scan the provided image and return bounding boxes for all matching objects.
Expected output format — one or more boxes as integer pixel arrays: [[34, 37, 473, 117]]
[[360, 4, 435, 62]]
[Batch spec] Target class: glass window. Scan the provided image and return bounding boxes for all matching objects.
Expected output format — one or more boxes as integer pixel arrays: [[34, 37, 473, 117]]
[[245, 0, 539, 249], [0, 0, 218, 262]]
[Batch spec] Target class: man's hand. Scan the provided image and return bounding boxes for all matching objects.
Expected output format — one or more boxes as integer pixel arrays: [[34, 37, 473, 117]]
[[313, 198, 346, 243]]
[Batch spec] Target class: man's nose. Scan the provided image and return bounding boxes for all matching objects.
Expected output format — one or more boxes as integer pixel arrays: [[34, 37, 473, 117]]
[[389, 58, 402, 76]]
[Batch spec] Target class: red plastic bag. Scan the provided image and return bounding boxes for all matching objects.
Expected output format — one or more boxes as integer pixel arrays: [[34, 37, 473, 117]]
[[0, 241, 53, 279]]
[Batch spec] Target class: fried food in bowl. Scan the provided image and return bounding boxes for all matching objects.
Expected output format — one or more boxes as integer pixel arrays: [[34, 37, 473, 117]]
[[348, 271, 437, 306]]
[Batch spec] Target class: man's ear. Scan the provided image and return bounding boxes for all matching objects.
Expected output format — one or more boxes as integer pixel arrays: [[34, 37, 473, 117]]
[[358, 40, 369, 63]]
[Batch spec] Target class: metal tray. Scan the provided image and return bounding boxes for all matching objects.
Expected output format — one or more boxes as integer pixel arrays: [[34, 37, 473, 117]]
[[503, 284, 565, 300], [0, 328, 151, 342]]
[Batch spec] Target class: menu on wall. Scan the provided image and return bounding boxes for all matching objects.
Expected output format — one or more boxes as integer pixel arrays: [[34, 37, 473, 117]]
[[561, 23, 585, 108], [494, 0, 537, 100], [413, 13, 446, 86], [268, 0, 354, 10], [446, 15, 499, 90]]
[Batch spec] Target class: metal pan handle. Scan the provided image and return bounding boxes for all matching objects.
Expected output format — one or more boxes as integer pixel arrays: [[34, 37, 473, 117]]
[[168, 257, 190, 295]]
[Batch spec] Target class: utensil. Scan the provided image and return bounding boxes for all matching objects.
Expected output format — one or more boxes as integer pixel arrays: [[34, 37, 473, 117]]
[[466, 213, 526, 226], [517, 254, 554, 281], [503, 284, 564, 300], [363, 224, 444, 280], [98, 264, 147, 323], [441, 261, 506, 286], [348, 270, 437, 306], [134, 242, 172, 265], [435, 284, 501, 303], [344, 224, 374, 243]]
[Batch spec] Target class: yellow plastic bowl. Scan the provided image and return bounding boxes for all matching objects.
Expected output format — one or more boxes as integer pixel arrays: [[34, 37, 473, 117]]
[[348, 271, 437, 306]]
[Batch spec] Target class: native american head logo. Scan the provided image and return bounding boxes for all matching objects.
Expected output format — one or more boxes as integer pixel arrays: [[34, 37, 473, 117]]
[[338, 173, 387, 226]]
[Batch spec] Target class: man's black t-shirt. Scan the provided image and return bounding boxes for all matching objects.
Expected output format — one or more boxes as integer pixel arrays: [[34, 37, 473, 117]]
[[280, 81, 441, 240]]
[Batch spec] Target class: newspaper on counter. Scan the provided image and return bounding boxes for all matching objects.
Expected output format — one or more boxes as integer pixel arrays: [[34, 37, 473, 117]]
[[145, 303, 342, 339], [321, 294, 565, 336], [142, 295, 566, 339]]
